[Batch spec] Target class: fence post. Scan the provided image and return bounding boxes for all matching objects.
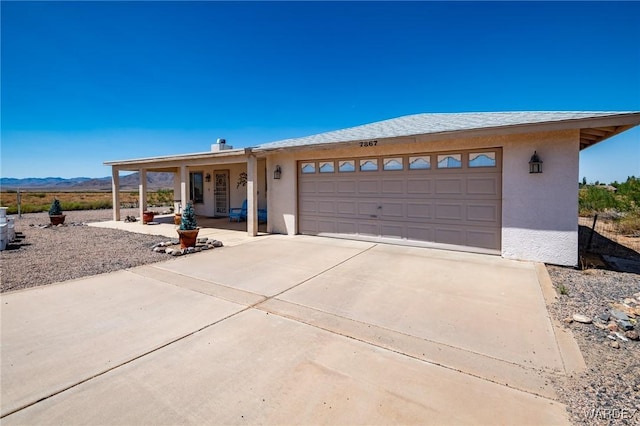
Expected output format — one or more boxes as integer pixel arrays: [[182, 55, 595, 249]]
[[17, 189, 22, 218], [587, 214, 598, 251]]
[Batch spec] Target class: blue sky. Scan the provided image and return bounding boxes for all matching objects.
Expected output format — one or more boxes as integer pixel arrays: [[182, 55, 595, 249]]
[[1, 1, 639, 183]]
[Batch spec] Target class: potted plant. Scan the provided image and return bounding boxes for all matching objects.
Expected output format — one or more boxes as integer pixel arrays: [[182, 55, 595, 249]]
[[49, 198, 66, 225], [142, 210, 155, 224], [176, 202, 199, 248]]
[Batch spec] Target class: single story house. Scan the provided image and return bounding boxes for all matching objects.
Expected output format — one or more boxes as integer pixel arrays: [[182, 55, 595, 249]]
[[105, 111, 640, 266]]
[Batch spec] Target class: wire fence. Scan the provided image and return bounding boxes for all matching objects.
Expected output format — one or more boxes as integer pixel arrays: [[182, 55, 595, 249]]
[[578, 215, 640, 261]]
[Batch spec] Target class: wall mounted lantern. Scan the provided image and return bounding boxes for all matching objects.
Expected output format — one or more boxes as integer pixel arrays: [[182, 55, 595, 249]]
[[274, 165, 282, 180], [205, 173, 212, 182], [529, 151, 543, 174]]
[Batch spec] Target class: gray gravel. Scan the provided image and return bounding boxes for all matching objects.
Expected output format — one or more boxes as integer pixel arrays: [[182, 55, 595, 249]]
[[1, 209, 172, 293], [547, 265, 640, 426]]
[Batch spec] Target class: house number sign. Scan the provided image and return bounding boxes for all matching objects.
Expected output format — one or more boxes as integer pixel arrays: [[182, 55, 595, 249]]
[[359, 140, 378, 147]]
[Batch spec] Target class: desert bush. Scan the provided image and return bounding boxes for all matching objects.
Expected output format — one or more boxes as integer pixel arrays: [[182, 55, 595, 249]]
[[579, 176, 639, 216], [616, 213, 640, 236]]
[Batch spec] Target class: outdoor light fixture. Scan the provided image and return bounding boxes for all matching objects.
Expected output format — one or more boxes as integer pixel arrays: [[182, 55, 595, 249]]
[[529, 151, 543, 174], [274, 165, 282, 180], [205, 173, 211, 182]]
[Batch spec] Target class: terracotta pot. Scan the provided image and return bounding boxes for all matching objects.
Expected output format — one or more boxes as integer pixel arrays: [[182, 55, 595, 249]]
[[177, 229, 199, 248], [174, 213, 182, 225], [142, 211, 155, 224], [50, 215, 66, 226]]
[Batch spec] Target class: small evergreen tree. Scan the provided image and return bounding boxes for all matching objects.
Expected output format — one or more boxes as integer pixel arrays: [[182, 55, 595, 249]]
[[49, 198, 63, 216], [180, 202, 197, 230]]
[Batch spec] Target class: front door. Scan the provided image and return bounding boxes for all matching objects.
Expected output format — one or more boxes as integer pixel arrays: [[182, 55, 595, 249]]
[[214, 170, 229, 216]]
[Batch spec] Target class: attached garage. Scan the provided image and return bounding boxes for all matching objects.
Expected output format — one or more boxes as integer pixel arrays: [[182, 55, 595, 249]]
[[107, 111, 640, 266], [298, 148, 502, 252]]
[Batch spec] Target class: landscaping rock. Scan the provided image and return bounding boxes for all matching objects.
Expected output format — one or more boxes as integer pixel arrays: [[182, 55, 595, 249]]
[[197, 238, 208, 244], [625, 330, 639, 341], [593, 321, 607, 330], [212, 240, 223, 247], [617, 319, 634, 331], [614, 332, 629, 342], [606, 322, 619, 332], [610, 341, 620, 349], [171, 250, 183, 256], [165, 248, 174, 254], [598, 312, 610, 322], [610, 309, 630, 322], [572, 314, 592, 324]]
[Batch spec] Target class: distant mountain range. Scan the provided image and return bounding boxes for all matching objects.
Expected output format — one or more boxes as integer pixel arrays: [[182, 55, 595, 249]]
[[0, 172, 174, 191]]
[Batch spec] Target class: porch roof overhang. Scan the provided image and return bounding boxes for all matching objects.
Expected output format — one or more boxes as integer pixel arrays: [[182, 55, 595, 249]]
[[104, 148, 252, 172]]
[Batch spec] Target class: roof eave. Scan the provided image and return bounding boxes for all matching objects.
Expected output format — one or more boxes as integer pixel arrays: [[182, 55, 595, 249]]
[[104, 148, 251, 170], [253, 112, 640, 153]]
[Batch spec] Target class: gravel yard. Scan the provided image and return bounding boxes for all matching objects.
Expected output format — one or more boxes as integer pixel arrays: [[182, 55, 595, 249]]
[[547, 266, 640, 426], [1, 209, 171, 293], [2, 209, 639, 425]]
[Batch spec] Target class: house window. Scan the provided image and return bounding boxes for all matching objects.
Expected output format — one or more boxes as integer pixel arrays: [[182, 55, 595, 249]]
[[469, 152, 497, 167], [319, 161, 335, 173], [190, 172, 204, 203], [409, 156, 431, 170], [383, 158, 404, 171], [338, 160, 355, 172], [437, 154, 462, 168], [359, 159, 378, 172], [301, 162, 316, 174]]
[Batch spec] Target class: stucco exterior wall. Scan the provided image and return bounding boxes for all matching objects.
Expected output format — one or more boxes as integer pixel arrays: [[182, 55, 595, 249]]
[[267, 153, 297, 235], [265, 129, 580, 266], [501, 130, 579, 266], [183, 162, 265, 218]]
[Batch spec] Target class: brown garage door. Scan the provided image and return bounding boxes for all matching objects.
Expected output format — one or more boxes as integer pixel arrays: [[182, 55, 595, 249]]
[[298, 149, 502, 251]]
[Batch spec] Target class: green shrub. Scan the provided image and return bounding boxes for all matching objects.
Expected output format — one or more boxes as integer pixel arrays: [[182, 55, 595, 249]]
[[49, 199, 63, 216], [180, 202, 197, 230]]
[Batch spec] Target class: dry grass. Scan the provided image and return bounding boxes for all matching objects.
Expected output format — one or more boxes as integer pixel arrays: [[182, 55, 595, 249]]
[[0, 191, 173, 214]]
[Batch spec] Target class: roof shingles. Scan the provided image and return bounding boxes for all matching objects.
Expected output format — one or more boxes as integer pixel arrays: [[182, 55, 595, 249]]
[[256, 111, 637, 150]]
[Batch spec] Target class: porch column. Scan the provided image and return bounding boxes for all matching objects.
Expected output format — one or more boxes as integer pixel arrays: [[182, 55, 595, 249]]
[[111, 168, 120, 221], [246, 154, 258, 237], [139, 168, 147, 220], [180, 165, 188, 209]]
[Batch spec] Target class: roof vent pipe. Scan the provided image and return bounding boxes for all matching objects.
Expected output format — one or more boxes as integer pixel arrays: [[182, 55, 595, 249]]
[[212, 138, 232, 152]]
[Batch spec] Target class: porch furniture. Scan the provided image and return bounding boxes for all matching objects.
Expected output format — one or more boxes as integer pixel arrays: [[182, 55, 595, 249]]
[[229, 200, 247, 222], [258, 209, 267, 223]]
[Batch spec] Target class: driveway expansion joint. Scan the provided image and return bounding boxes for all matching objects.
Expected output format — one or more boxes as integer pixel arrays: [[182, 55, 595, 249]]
[[255, 298, 561, 401]]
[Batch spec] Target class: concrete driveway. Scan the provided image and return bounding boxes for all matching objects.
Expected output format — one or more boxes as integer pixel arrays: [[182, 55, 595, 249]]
[[0, 235, 582, 425]]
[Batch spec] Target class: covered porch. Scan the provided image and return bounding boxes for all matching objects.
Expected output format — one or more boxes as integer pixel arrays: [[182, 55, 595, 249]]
[[88, 213, 268, 247], [104, 144, 268, 237]]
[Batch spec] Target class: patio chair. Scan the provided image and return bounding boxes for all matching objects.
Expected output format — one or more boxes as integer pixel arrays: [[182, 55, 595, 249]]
[[258, 209, 267, 223], [229, 199, 247, 222]]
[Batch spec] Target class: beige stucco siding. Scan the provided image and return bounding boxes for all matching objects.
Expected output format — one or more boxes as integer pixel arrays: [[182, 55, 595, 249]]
[[265, 129, 580, 266], [501, 130, 579, 266]]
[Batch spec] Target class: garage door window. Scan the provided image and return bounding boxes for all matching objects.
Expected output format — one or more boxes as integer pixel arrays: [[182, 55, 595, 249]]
[[319, 161, 335, 173], [339, 160, 355, 172], [409, 156, 431, 170], [469, 152, 496, 168], [383, 158, 403, 171], [359, 159, 378, 172], [301, 162, 316, 174], [437, 154, 462, 168]]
